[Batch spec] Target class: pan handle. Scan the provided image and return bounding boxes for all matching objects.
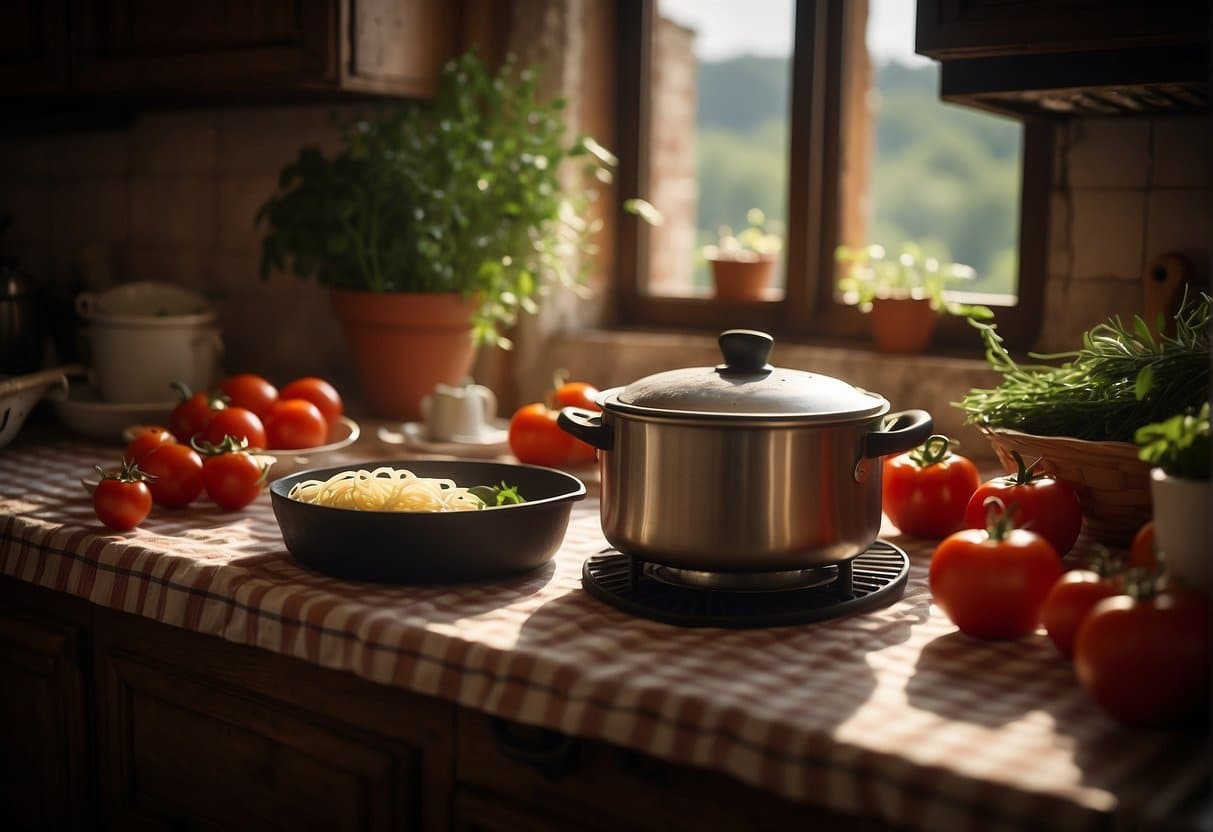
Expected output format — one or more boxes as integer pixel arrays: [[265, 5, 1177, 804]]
[[862, 409, 933, 459], [557, 407, 614, 451]]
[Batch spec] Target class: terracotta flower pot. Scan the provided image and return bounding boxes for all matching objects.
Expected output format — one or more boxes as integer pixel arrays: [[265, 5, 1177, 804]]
[[330, 289, 479, 421], [867, 297, 940, 354], [709, 257, 777, 301]]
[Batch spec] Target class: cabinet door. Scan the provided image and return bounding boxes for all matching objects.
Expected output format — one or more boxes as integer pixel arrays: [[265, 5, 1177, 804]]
[[0, 0, 69, 93], [72, 0, 339, 94], [0, 604, 92, 830], [94, 618, 454, 831]]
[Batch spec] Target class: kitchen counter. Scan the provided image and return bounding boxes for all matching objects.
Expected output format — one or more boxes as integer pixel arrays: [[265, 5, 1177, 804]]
[[0, 426, 1208, 831]]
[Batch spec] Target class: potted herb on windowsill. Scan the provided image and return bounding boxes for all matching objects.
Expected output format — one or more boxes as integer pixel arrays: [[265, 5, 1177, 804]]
[[835, 243, 992, 354], [703, 209, 783, 301], [256, 50, 615, 420], [1136, 402, 1210, 592]]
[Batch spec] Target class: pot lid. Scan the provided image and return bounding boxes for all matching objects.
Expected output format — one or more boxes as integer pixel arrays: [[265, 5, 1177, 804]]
[[609, 329, 887, 420]]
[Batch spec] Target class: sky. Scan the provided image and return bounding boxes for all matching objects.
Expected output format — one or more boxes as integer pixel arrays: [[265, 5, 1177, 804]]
[[660, 0, 931, 66]]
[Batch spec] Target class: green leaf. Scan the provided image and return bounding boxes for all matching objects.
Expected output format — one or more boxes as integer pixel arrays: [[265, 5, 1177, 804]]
[[1134, 366, 1154, 400]]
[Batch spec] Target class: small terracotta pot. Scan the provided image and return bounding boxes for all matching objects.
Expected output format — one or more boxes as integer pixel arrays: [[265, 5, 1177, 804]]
[[330, 289, 478, 421], [709, 257, 776, 301], [867, 297, 940, 354]]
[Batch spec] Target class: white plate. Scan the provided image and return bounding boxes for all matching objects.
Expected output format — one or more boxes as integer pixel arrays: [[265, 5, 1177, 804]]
[[48, 381, 176, 443], [377, 418, 509, 458]]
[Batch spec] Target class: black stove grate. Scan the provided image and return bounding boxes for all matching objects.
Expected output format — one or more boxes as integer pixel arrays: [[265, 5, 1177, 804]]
[[582, 541, 910, 628]]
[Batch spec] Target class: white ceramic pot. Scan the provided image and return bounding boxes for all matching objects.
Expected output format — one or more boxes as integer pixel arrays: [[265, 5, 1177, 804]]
[[1150, 467, 1211, 595], [76, 282, 223, 403], [83, 319, 222, 403]]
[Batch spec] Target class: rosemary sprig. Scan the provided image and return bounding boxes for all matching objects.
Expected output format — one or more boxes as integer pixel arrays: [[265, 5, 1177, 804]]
[[954, 292, 1209, 442]]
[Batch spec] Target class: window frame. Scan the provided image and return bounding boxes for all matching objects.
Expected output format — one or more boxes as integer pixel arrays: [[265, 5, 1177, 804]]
[[612, 0, 1050, 351]]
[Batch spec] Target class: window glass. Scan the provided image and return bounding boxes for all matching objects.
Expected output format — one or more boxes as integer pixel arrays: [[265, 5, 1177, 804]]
[[649, 0, 794, 298], [627, 1, 1033, 337], [846, 0, 1023, 301]]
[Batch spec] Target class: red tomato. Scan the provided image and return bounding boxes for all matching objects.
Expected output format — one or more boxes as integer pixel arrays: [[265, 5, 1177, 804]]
[[265, 399, 328, 450], [123, 425, 175, 464], [203, 451, 269, 510], [279, 377, 344, 425], [219, 373, 279, 419], [93, 465, 153, 531], [508, 402, 597, 468], [1041, 569, 1124, 658], [170, 389, 223, 443], [1128, 521, 1157, 571], [199, 406, 268, 450], [1074, 587, 1210, 728], [881, 435, 980, 539], [929, 504, 1064, 640], [139, 442, 205, 508], [551, 380, 601, 412], [964, 450, 1083, 556]]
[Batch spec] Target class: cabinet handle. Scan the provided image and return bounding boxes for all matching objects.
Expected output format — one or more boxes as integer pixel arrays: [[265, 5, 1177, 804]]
[[488, 717, 581, 781]]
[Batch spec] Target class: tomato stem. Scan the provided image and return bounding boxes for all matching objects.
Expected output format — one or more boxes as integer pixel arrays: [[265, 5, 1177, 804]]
[[1122, 567, 1161, 600], [1006, 450, 1047, 485], [190, 434, 250, 457], [97, 460, 152, 483], [909, 434, 954, 468], [983, 496, 1017, 541], [1084, 544, 1125, 579]]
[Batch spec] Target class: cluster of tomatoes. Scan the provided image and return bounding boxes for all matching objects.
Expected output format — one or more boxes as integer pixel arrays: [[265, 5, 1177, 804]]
[[171, 374, 344, 453], [507, 373, 600, 468], [882, 434, 1210, 729], [91, 373, 345, 531]]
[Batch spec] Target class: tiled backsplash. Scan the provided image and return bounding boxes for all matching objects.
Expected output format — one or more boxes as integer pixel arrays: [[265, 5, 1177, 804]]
[[1038, 116, 1211, 352], [1, 109, 1209, 443], [1, 107, 357, 392]]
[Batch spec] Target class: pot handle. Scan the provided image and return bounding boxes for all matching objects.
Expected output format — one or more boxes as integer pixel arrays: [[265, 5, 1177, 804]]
[[557, 407, 613, 451], [862, 409, 933, 458]]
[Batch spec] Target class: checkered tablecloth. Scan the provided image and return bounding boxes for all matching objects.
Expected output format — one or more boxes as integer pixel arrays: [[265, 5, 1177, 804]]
[[0, 432, 1207, 831]]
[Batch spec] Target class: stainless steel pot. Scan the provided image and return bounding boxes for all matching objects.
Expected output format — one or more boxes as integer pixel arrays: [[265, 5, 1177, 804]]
[[557, 329, 932, 572]]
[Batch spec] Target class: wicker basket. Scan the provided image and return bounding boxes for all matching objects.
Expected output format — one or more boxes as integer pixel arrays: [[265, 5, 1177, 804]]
[[979, 426, 1153, 547]]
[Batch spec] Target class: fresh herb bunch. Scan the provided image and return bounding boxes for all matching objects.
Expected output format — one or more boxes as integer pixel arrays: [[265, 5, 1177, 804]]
[[1136, 402, 1210, 480], [955, 292, 1210, 442], [256, 50, 615, 348]]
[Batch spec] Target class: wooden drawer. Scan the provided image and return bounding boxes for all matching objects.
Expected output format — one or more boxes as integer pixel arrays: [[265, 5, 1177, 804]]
[[454, 710, 897, 831]]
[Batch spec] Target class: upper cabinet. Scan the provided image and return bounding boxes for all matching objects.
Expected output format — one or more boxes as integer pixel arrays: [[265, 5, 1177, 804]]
[[3, 0, 498, 106], [0, 0, 70, 94], [915, 1, 1211, 118]]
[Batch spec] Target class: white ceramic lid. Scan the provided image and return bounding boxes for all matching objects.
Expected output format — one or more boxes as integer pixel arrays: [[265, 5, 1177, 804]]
[[76, 281, 216, 325]]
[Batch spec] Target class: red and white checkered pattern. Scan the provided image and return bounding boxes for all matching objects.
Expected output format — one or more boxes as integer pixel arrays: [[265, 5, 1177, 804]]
[[0, 434, 1206, 830]]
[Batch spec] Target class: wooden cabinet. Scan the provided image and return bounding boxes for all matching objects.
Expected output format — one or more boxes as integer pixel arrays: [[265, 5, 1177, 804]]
[[2, 0, 497, 105], [73, 0, 466, 99], [0, 602, 92, 830], [915, 0, 1209, 59], [915, 1, 1211, 119], [92, 612, 456, 831], [0, 576, 894, 832], [0, 0, 69, 93]]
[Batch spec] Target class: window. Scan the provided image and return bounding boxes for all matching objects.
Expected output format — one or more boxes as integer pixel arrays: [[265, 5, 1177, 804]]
[[614, 0, 1049, 348]]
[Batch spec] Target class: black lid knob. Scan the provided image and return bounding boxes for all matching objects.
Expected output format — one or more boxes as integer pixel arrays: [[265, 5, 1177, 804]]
[[717, 329, 773, 374]]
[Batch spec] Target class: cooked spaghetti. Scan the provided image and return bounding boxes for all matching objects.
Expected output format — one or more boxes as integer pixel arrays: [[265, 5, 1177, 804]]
[[287, 466, 485, 512]]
